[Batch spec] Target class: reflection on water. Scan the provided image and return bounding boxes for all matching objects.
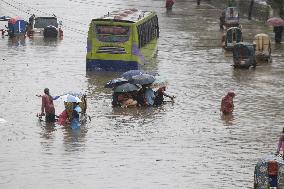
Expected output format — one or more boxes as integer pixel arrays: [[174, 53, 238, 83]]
[[220, 113, 235, 126], [232, 68, 256, 83], [7, 36, 26, 46], [29, 37, 62, 46], [62, 126, 88, 152], [37, 120, 56, 139]]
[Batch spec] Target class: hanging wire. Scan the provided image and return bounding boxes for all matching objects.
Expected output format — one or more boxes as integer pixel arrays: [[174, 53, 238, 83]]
[[8, 0, 89, 27], [0, 0, 88, 35]]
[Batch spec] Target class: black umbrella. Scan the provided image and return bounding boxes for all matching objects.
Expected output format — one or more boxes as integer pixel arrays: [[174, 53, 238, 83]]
[[129, 74, 155, 85], [113, 83, 140, 93], [104, 78, 128, 88], [121, 70, 145, 80]]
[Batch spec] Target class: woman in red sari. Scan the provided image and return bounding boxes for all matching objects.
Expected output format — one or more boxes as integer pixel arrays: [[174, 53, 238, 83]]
[[220, 92, 235, 114]]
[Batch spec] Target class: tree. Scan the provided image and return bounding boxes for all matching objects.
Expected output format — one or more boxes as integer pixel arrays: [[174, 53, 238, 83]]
[[271, 0, 284, 18], [248, 0, 254, 20]]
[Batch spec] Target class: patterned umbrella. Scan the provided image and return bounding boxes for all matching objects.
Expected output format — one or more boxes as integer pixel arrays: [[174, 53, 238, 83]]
[[104, 78, 128, 88], [58, 94, 82, 103], [267, 17, 284, 27], [129, 74, 155, 85], [121, 70, 145, 80]]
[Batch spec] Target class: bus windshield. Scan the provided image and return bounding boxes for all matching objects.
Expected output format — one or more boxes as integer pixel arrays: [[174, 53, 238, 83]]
[[95, 25, 130, 43]]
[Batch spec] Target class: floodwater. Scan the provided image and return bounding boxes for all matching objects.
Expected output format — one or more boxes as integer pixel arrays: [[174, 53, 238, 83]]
[[1, 0, 284, 188]]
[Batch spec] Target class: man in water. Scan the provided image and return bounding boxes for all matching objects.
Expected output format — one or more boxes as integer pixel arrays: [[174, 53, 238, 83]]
[[41, 88, 56, 122]]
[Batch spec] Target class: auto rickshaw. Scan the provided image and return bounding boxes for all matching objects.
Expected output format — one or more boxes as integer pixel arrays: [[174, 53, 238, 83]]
[[222, 27, 242, 51], [253, 33, 272, 63], [232, 42, 256, 69], [224, 7, 240, 28], [254, 155, 284, 189]]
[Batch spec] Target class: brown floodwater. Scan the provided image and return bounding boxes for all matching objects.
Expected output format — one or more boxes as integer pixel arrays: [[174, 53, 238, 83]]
[[0, 0, 284, 188]]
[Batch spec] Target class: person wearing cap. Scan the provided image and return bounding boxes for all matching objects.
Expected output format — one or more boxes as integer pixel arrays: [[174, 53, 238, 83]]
[[41, 88, 56, 122], [220, 92, 235, 114], [277, 127, 284, 156]]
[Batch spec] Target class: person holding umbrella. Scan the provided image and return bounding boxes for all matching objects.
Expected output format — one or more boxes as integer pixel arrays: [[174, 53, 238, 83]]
[[267, 17, 284, 43], [274, 26, 283, 43], [130, 74, 156, 106], [145, 85, 155, 106], [112, 83, 139, 108]]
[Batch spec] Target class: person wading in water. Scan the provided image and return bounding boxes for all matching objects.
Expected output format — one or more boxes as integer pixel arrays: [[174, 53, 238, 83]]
[[220, 92, 235, 115], [40, 88, 56, 122]]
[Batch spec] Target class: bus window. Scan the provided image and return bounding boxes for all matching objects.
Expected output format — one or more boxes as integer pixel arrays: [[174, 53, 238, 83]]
[[137, 15, 159, 48], [95, 25, 130, 43]]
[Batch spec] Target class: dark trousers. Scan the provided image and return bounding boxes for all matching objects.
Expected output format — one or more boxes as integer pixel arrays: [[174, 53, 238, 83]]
[[275, 32, 283, 43], [46, 113, 55, 122]]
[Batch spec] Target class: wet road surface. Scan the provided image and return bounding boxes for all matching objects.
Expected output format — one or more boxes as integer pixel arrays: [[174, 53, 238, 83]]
[[1, 0, 284, 188]]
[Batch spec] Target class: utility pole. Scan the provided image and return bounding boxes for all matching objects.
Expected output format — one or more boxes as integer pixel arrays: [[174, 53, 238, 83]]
[[248, 0, 254, 20]]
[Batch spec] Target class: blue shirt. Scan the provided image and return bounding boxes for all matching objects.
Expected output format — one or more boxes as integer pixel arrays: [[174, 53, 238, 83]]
[[145, 88, 155, 106], [71, 105, 81, 129]]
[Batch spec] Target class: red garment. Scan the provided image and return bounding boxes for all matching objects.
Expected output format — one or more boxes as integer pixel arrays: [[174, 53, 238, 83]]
[[268, 160, 278, 176], [57, 110, 68, 125], [42, 94, 55, 114], [220, 92, 235, 114], [166, 0, 174, 8]]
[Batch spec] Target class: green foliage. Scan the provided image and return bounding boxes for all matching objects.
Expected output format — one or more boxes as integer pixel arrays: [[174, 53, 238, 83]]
[[271, 0, 284, 18]]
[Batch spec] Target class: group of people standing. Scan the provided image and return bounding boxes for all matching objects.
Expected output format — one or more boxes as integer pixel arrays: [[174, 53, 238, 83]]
[[39, 88, 82, 129], [112, 85, 175, 108]]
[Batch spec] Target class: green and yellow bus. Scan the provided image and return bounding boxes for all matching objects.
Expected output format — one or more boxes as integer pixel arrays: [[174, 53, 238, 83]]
[[86, 9, 159, 71]]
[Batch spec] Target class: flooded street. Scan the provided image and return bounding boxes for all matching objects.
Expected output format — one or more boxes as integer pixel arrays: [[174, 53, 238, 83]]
[[1, 0, 284, 188]]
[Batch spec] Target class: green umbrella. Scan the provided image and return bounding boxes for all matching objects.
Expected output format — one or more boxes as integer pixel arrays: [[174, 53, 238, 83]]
[[151, 76, 168, 88], [113, 83, 140, 93]]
